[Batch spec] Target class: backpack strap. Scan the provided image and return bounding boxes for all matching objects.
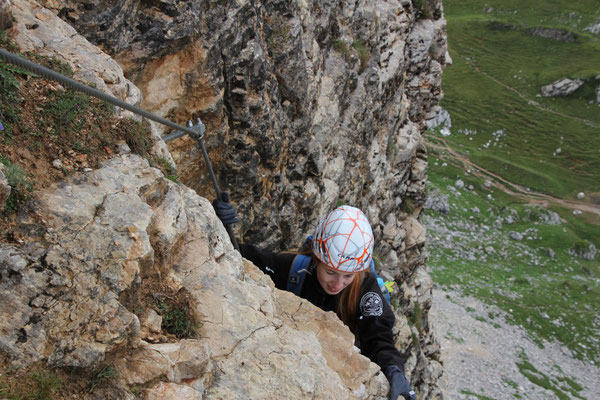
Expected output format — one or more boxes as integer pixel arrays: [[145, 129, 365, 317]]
[[287, 254, 311, 295], [370, 259, 392, 304]]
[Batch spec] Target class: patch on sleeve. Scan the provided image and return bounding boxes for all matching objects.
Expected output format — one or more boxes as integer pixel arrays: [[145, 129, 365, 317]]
[[360, 292, 383, 317]]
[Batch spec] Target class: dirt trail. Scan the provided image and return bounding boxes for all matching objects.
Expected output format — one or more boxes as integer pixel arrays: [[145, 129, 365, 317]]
[[426, 138, 600, 219]]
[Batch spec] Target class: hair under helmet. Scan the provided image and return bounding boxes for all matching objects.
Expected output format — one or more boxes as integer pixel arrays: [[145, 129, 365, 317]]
[[312, 205, 374, 273]]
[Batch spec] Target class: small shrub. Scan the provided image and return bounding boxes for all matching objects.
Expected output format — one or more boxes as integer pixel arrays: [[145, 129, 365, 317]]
[[88, 365, 118, 393], [332, 39, 350, 59], [352, 40, 370, 71], [1, 156, 33, 212], [151, 156, 178, 182], [40, 90, 90, 135], [401, 197, 418, 214], [413, 0, 436, 20], [155, 295, 200, 338], [117, 119, 153, 157], [410, 301, 423, 332]]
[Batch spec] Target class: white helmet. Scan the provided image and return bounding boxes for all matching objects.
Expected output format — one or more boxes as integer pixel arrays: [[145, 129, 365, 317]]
[[312, 205, 374, 273]]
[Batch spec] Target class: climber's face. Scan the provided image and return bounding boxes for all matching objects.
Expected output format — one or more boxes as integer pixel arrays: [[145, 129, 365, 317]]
[[316, 262, 355, 295]]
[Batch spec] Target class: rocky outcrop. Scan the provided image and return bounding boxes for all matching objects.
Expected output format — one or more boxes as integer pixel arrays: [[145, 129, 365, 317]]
[[5, 0, 449, 397], [584, 22, 600, 35], [540, 78, 584, 97], [568, 242, 598, 261], [528, 27, 578, 42], [0, 154, 388, 399]]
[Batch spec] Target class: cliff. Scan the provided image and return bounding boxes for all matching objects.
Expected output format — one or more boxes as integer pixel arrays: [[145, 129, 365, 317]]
[[1, 0, 449, 398]]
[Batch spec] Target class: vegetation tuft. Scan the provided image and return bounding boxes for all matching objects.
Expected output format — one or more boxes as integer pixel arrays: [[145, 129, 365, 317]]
[[331, 39, 371, 72], [155, 293, 200, 339], [332, 39, 349, 57], [409, 301, 423, 332], [1, 155, 33, 212], [0, 27, 158, 229], [87, 365, 119, 393], [0, 369, 62, 400], [352, 40, 370, 71]]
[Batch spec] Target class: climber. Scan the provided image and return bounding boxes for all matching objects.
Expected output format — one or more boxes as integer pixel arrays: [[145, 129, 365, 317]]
[[212, 198, 417, 400]]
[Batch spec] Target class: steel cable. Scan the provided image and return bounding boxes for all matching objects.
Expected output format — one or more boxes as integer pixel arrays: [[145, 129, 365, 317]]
[[0, 47, 239, 250]]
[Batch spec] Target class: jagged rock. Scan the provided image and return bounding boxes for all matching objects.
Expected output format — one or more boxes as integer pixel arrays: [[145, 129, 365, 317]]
[[405, 217, 427, 250], [540, 78, 584, 97], [6, 0, 449, 396], [526, 207, 562, 225], [10, 0, 175, 167], [0, 154, 388, 398], [10, 0, 138, 103], [426, 106, 452, 129]]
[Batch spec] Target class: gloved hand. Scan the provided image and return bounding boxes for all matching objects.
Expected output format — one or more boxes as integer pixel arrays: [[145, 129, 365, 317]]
[[212, 192, 240, 225], [384, 365, 417, 400]]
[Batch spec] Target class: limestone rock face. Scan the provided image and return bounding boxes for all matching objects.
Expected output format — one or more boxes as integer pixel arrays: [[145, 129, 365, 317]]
[[10, 0, 140, 105], [0, 154, 387, 399], [5, 0, 449, 397]]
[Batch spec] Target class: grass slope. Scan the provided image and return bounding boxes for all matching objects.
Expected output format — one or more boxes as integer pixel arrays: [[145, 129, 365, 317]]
[[440, 0, 600, 199], [424, 150, 600, 363], [425, 0, 600, 395]]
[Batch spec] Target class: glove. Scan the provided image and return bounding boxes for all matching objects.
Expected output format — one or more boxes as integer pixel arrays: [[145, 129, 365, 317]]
[[384, 365, 417, 400], [212, 192, 240, 225]]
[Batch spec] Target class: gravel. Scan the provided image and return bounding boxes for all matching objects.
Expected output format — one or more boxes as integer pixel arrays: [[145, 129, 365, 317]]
[[430, 286, 600, 400]]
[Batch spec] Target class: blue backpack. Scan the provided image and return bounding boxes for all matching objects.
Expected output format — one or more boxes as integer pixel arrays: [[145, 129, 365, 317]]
[[286, 244, 392, 304]]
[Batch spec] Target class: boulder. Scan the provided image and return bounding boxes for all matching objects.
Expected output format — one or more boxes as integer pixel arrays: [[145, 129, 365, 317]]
[[424, 188, 450, 214], [584, 22, 600, 35], [540, 78, 584, 97]]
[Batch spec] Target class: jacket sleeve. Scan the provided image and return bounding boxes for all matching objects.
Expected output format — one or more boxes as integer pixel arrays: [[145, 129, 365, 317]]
[[356, 273, 406, 371], [239, 244, 296, 290]]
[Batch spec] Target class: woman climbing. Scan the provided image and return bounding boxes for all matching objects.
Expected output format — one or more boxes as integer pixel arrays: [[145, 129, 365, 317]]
[[213, 199, 417, 400]]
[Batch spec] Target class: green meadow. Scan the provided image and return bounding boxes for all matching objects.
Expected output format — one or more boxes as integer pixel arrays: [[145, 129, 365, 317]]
[[424, 0, 600, 371], [438, 0, 600, 199]]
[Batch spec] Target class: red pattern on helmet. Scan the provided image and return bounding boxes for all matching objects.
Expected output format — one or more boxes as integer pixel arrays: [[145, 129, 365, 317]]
[[312, 205, 374, 272]]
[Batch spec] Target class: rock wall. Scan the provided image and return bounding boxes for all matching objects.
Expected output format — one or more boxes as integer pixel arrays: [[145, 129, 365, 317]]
[[4, 0, 449, 397], [1, 154, 387, 399]]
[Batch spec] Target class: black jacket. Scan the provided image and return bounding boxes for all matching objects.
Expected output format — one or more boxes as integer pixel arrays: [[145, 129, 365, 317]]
[[240, 244, 406, 371]]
